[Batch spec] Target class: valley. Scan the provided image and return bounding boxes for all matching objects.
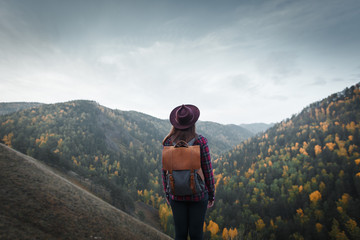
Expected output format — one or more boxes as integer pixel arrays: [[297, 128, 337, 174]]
[[1, 83, 359, 239]]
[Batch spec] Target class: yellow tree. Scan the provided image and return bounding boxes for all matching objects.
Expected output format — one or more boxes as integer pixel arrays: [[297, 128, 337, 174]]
[[325, 142, 336, 151], [215, 174, 223, 188], [255, 218, 265, 231], [143, 189, 150, 204], [316, 223, 323, 233], [299, 147, 309, 156], [355, 159, 360, 165], [296, 208, 304, 218], [207, 220, 219, 238], [314, 145, 322, 156], [222, 227, 229, 240], [2, 132, 14, 148], [150, 195, 155, 208], [228, 228, 238, 240], [338, 193, 351, 211], [159, 203, 172, 231], [309, 190, 322, 204], [345, 219, 360, 239], [296, 208, 309, 225]]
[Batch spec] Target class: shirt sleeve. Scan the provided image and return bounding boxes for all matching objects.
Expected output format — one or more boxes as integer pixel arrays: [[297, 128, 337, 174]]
[[200, 136, 215, 201], [161, 140, 171, 198]]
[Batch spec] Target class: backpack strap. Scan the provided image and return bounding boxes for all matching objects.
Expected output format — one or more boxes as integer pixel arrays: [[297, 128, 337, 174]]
[[174, 140, 188, 148], [187, 135, 204, 194], [169, 173, 175, 194]]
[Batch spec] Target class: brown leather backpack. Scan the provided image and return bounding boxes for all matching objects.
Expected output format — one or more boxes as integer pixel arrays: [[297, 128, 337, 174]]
[[162, 138, 205, 196]]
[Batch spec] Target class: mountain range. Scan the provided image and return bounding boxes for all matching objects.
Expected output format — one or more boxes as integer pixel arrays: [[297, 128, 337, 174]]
[[0, 83, 359, 239], [0, 100, 267, 213], [0, 99, 268, 239]]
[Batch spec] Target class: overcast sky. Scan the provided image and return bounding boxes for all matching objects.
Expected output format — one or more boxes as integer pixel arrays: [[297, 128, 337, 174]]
[[0, 0, 359, 124]]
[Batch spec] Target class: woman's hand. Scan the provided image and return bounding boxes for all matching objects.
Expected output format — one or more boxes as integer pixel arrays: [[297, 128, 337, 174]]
[[207, 200, 214, 208]]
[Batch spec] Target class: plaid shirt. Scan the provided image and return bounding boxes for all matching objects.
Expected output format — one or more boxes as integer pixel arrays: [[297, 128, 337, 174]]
[[162, 135, 215, 202]]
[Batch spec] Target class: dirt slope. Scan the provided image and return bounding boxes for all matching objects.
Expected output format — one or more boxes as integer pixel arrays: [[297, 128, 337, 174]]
[[0, 143, 172, 240]]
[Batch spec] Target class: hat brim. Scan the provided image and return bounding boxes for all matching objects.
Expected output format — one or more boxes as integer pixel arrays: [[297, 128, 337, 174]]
[[169, 104, 200, 129]]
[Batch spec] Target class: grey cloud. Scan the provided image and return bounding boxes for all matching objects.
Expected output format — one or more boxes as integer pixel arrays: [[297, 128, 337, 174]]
[[311, 77, 328, 86], [265, 95, 288, 101], [230, 0, 360, 58], [221, 74, 260, 95], [332, 78, 345, 83], [351, 73, 360, 81], [256, 51, 302, 84], [1, 0, 359, 124]]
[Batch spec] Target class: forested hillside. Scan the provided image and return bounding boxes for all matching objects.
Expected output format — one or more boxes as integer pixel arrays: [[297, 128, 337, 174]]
[[0, 101, 253, 216], [2, 83, 359, 239], [207, 84, 360, 239], [0, 102, 42, 115]]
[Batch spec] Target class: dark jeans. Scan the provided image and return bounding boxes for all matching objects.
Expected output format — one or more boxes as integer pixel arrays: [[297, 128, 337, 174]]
[[169, 194, 208, 240]]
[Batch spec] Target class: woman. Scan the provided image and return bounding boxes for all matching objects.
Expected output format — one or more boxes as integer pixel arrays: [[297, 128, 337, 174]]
[[162, 104, 215, 240]]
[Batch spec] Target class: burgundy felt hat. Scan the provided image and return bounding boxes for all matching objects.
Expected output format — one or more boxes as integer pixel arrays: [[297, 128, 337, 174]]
[[169, 104, 200, 130]]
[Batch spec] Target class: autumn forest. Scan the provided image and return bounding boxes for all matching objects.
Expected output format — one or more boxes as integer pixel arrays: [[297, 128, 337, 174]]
[[1, 83, 360, 239]]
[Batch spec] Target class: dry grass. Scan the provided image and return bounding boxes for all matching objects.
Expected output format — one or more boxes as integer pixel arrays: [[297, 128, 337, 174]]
[[134, 201, 163, 231], [0, 144, 172, 240]]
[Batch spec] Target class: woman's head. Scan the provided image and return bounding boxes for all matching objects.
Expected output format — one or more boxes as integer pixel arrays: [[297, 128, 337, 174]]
[[169, 104, 200, 130], [163, 104, 200, 144]]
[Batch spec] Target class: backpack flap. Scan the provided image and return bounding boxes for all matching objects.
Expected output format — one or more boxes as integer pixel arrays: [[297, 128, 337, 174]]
[[162, 145, 201, 171]]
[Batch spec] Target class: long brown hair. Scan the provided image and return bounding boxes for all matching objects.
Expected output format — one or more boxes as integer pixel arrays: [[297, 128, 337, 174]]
[[162, 125, 196, 145]]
